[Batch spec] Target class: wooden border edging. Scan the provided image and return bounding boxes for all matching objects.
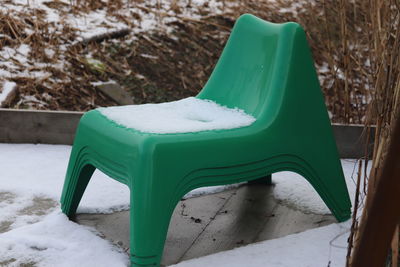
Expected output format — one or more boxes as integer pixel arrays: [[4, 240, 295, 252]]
[[332, 123, 374, 159], [0, 108, 374, 159], [0, 108, 83, 145]]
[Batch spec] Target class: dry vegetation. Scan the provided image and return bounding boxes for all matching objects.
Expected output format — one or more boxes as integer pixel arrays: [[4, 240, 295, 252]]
[[0, 0, 377, 124], [343, 0, 400, 265]]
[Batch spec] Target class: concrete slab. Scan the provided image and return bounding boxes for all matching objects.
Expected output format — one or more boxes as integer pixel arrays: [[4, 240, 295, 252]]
[[75, 183, 335, 266], [179, 185, 277, 262], [0, 184, 335, 265]]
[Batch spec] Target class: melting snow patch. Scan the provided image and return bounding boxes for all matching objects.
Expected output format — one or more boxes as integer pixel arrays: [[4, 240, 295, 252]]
[[170, 221, 351, 267], [0, 211, 129, 267], [272, 159, 364, 214], [98, 97, 256, 134], [0, 81, 16, 105]]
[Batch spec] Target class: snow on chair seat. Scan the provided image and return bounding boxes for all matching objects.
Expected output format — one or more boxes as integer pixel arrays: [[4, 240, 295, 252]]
[[98, 97, 256, 134]]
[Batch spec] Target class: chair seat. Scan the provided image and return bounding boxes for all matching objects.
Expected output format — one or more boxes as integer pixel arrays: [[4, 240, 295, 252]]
[[97, 97, 256, 134]]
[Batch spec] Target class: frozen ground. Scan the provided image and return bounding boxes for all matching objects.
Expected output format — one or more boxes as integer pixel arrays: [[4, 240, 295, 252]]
[[0, 0, 240, 109], [0, 144, 365, 266]]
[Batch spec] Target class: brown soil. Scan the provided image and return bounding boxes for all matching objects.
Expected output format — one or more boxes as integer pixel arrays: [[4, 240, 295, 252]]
[[1, 0, 373, 124]]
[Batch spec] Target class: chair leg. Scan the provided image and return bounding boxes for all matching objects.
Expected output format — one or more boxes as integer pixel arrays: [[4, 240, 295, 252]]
[[60, 148, 95, 218], [129, 185, 176, 267], [296, 157, 351, 222]]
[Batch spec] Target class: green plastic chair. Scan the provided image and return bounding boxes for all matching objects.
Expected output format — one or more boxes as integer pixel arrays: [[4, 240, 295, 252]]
[[61, 14, 351, 267]]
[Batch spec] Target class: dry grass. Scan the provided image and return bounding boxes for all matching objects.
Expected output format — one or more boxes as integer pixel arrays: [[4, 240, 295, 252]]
[[0, 0, 377, 124], [344, 0, 400, 265]]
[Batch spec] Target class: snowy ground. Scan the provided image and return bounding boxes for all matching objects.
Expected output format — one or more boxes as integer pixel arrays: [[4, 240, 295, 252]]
[[170, 222, 351, 267], [0, 0, 240, 109], [0, 143, 365, 266]]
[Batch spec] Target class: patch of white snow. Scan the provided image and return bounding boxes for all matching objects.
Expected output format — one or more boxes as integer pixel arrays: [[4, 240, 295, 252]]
[[0, 211, 129, 267], [170, 221, 351, 267], [98, 97, 256, 134], [0, 81, 16, 105], [272, 159, 367, 214]]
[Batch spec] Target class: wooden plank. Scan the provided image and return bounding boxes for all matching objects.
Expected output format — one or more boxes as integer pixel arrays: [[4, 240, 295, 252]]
[[0, 108, 82, 145], [332, 123, 375, 158], [0, 108, 375, 158]]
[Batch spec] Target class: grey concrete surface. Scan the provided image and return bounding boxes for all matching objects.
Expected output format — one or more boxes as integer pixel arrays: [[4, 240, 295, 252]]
[[75, 184, 335, 266]]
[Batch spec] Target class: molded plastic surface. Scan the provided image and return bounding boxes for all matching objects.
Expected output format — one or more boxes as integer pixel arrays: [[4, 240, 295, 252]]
[[61, 14, 351, 267]]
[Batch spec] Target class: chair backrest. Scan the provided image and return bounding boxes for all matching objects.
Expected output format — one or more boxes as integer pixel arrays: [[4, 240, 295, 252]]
[[197, 14, 300, 121]]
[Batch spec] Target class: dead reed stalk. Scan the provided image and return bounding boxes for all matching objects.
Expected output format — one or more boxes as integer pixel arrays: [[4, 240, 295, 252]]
[[346, 0, 400, 265]]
